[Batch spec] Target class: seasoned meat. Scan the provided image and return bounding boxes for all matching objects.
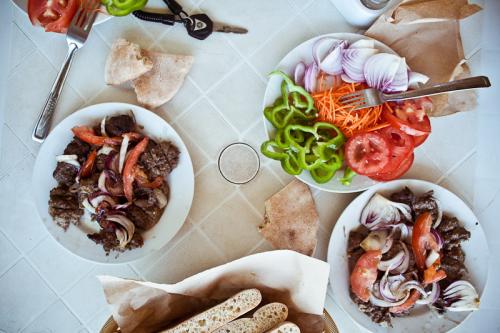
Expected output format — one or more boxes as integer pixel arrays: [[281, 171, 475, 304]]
[[48, 185, 83, 230], [53, 162, 78, 187], [105, 114, 135, 137], [133, 187, 158, 208], [444, 246, 465, 262], [441, 257, 467, 282], [352, 294, 392, 325], [126, 203, 162, 230], [413, 191, 439, 222], [437, 215, 460, 233], [382, 241, 403, 261], [139, 140, 180, 179], [347, 229, 368, 253], [390, 187, 415, 207], [88, 229, 143, 254], [95, 153, 107, 172], [78, 173, 100, 205], [64, 138, 91, 164]]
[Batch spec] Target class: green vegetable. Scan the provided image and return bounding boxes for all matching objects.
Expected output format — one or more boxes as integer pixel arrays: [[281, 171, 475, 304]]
[[340, 167, 356, 186], [102, 0, 148, 16]]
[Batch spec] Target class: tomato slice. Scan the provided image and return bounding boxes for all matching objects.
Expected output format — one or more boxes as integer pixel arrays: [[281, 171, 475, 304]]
[[344, 132, 390, 176], [28, 0, 80, 33], [369, 152, 414, 182], [72, 126, 122, 146], [412, 212, 440, 270], [376, 126, 414, 174], [389, 290, 420, 314], [412, 132, 429, 147], [80, 149, 97, 178], [350, 250, 382, 302], [383, 98, 432, 137], [423, 262, 447, 284]]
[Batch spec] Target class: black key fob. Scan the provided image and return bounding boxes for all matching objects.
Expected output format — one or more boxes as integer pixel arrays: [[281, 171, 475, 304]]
[[185, 13, 213, 40]]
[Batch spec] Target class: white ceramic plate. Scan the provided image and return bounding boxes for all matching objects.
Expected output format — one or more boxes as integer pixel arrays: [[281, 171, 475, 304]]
[[327, 179, 489, 333], [32, 103, 194, 264], [263, 33, 400, 193], [11, 0, 112, 26]]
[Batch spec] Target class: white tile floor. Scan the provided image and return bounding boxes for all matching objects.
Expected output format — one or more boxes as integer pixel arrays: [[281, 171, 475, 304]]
[[0, 0, 499, 332]]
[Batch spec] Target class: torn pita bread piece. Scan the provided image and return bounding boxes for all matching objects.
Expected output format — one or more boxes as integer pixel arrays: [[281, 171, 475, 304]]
[[104, 38, 153, 85], [132, 51, 194, 109], [259, 179, 319, 256]]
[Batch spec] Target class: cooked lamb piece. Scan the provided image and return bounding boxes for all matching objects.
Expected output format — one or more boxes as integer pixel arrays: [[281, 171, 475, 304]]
[[139, 140, 180, 179], [126, 203, 162, 230], [390, 187, 415, 207], [63, 138, 91, 164], [88, 229, 143, 254], [48, 185, 83, 230], [78, 173, 100, 205], [352, 294, 392, 325], [413, 191, 439, 222], [105, 114, 136, 137], [441, 257, 467, 282], [437, 215, 460, 233], [53, 162, 78, 187], [443, 246, 465, 263], [347, 228, 368, 253]]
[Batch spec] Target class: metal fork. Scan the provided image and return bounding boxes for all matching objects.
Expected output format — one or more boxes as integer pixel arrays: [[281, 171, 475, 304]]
[[339, 76, 491, 111], [32, 0, 100, 143]]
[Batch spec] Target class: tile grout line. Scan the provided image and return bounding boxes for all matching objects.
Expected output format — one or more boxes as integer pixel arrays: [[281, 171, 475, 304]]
[[193, 224, 229, 262], [244, 238, 266, 256], [237, 191, 265, 221], [436, 148, 477, 185]]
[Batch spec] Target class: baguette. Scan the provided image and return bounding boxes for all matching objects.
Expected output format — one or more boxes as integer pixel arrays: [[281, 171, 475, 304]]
[[265, 322, 300, 333], [214, 302, 288, 333], [161, 289, 262, 333]]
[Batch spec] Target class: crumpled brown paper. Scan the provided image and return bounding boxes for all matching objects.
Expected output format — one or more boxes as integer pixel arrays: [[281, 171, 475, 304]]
[[98, 250, 329, 333], [365, 0, 482, 116]]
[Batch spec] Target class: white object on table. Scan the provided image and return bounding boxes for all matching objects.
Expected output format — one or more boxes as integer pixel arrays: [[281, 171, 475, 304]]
[[329, 0, 400, 28]]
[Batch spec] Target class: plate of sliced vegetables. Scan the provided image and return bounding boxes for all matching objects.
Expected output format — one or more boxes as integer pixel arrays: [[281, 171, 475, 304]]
[[327, 179, 488, 333], [261, 33, 432, 193]]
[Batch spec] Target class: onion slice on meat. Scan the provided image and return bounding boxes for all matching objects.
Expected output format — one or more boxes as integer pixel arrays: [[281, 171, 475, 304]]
[[98, 171, 107, 193], [100, 116, 107, 137], [360, 230, 393, 253], [153, 189, 168, 209], [361, 193, 412, 230], [90, 194, 116, 207], [56, 154, 80, 168], [443, 280, 480, 311], [378, 250, 405, 271], [97, 145, 114, 156], [370, 291, 410, 308], [107, 214, 135, 248], [82, 198, 96, 214], [416, 282, 440, 305], [118, 134, 130, 174], [391, 241, 410, 274], [425, 249, 440, 268]]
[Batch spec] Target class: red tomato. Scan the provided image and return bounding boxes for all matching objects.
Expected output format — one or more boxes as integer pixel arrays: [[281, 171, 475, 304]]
[[350, 250, 382, 302], [344, 132, 391, 176], [123, 137, 149, 202], [412, 212, 440, 270], [28, 0, 80, 33], [80, 149, 96, 178], [383, 98, 432, 137], [389, 290, 420, 314], [71, 126, 122, 146], [412, 132, 429, 147], [369, 153, 414, 182], [376, 126, 414, 174], [423, 264, 447, 284]]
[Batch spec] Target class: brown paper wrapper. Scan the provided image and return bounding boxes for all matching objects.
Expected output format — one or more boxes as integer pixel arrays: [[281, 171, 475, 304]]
[[98, 250, 330, 333], [365, 0, 481, 117]]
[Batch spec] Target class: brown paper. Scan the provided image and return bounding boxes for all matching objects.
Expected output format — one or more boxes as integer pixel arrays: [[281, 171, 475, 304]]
[[365, 0, 481, 117], [98, 250, 330, 333]]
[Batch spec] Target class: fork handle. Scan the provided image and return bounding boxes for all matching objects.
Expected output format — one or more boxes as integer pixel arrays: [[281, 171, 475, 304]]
[[32, 43, 78, 143], [383, 76, 491, 101]]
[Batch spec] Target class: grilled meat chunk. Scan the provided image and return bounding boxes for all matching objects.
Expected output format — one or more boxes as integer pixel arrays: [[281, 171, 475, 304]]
[[48, 185, 83, 230], [88, 229, 143, 254], [139, 140, 179, 179], [413, 191, 439, 222], [390, 187, 415, 207], [64, 138, 91, 164], [105, 114, 136, 137], [53, 162, 78, 187]]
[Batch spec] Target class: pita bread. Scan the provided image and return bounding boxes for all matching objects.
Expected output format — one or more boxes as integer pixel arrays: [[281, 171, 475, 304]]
[[104, 38, 153, 85], [132, 51, 194, 109], [259, 180, 319, 256]]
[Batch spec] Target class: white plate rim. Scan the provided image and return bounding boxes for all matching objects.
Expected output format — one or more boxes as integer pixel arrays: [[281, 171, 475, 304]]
[[262, 32, 401, 193], [32, 102, 194, 264], [326, 179, 489, 333]]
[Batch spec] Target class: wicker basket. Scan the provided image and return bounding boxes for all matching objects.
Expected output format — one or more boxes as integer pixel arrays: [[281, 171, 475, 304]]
[[100, 309, 339, 333]]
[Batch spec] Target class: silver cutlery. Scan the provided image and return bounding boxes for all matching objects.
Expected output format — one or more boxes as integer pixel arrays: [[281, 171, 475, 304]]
[[339, 76, 491, 111], [32, 0, 100, 143]]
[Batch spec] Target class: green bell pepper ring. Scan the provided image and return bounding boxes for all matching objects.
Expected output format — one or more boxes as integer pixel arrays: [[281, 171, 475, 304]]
[[297, 136, 325, 170], [281, 152, 302, 175], [340, 167, 356, 186], [260, 140, 288, 161], [102, 0, 148, 16], [310, 166, 338, 184], [260, 140, 302, 175], [269, 70, 316, 115]]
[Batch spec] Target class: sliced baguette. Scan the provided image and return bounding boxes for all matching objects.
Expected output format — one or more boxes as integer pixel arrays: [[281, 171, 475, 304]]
[[161, 289, 262, 333], [265, 322, 300, 333], [214, 302, 288, 333]]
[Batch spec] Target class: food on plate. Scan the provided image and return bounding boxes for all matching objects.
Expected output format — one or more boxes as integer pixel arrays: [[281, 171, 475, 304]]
[[104, 39, 153, 85], [214, 303, 288, 333], [267, 322, 300, 333], [28, 0, 80, 33], [262, 37, 433, 186], [160, 289, 263, 333], [48, 112, 180, 254], [347, 187, 479, 326], [105, 39, 193, 109], [259, 179, 319, 256], [132, 51, 194, 109], [101, 0, 147, 16]]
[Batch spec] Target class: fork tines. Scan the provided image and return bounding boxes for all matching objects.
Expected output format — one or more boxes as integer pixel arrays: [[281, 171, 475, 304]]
[[72, 0, 100, 30]]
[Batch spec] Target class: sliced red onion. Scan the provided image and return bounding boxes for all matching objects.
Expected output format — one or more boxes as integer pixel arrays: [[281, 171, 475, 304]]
[[342, 47, 378, 83], [370, 291, 410, 308], [304, 62, 319, 93], [444, 280, 480, 312], [426, 249, 440, 268], [378, 250, 405, 271], [56, 154, 80, 168], [312, 37, 339, 67], [105, 151, 119, 173], [431, 229, 444, 250], [396, 280, 427, 298], [391, 241, 410, 274], [416, 282, 440, 305], [294, 61, 306, 86], [97, 145, 114, 156], [408, 71, 430, 89], [115, 228, 128, 249], [379, 269, 405, 302], [118, 134, 129, 174], [107, 214, 135, 248], [98, 171, 107, 193], [104, 169, 124, 197], [360, 230, 392, 254], [361, 194, 412, 230], [90, 194, 116, 207], [364, 53, 408, 92], [319, 41, 347, 75], [100, 116, 107, 137], [82, 198, 96, 214], [113, 203, 131, 210], [350, 39, 375, 49], [153, 188, 168, 209]]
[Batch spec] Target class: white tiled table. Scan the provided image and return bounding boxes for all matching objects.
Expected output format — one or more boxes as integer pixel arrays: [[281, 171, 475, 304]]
[[1, 0, 499, 332]]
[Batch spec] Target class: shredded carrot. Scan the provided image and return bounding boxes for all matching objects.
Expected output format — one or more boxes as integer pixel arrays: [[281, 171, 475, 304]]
[[313, 76, 389, 137]]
